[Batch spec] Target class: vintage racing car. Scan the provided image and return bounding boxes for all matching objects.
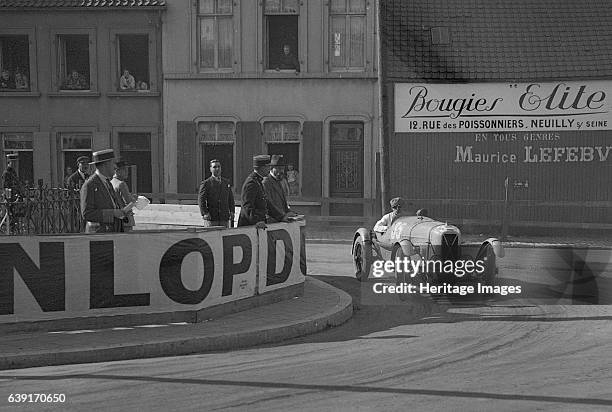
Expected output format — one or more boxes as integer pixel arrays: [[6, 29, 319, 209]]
[[351, 210, 504, 286]]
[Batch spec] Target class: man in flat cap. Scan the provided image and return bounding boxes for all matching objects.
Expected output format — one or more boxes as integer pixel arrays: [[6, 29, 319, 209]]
[[80, 149, 128, 233], [198, 159, 235, 228], [238, 154, 287, 228], [66, 155, 90, 190], [373, 197, 413, 235]]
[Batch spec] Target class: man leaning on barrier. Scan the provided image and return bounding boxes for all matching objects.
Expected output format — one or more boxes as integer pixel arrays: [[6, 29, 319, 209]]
[[80, 149, 130, 233]]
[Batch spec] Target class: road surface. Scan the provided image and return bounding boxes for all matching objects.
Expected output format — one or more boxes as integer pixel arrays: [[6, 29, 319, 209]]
[[0, 243, 611, 411]]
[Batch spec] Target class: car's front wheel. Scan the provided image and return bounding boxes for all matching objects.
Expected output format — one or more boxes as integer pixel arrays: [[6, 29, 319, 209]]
[[476, 243, 497, 286], [353, 235, 372, 282]]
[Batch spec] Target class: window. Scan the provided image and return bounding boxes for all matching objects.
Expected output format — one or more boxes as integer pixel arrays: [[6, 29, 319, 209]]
[[2, 133, 33, 187], [119, 133, 152, 193], [0, 36, 30, 91], [264, 121, 301, 196], [117, 35, 149, 91], [264, 0, 300, 71], [198, 122, 235, 186], [57, 34, 90, 90], [198, 0, 234, 70], [60, 133, 92, 184], [330, 0, 366, 70]]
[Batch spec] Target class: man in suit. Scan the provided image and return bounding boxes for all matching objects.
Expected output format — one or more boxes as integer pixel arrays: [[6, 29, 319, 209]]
[[262, 155, 298, 223], [66, 156, 90, 189], [238, 154, 287, 228], [80, 149, 128, 233], [198, 159, 235, 228], [1, 153, 21, 199]]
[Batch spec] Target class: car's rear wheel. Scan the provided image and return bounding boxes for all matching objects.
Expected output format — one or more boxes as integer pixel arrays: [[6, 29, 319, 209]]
[[477, 243, 497, 286], [353, 235, 371, 282]]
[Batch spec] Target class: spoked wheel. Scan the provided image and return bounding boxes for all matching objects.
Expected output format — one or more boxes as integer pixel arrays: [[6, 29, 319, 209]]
[[353, 235, 372, 282], [476, 243, 497, 286]]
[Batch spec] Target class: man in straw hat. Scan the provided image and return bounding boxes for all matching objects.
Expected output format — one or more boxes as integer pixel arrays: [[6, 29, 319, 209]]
[[80, 149, 129, 233], [238, 154, 287, 228]]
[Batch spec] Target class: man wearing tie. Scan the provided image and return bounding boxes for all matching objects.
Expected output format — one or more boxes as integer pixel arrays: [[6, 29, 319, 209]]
[[80, 149, 128, 233], [198, 159, 235, 228]]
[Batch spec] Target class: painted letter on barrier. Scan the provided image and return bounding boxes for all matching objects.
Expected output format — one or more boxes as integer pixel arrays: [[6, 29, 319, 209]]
[[90, 241, 150, 309], [266, 229, 293, 286], [222, 234, 252, 296], [300, 225, 307, 275], [0, 242, 65, 315], [159, 238, 214, 304]]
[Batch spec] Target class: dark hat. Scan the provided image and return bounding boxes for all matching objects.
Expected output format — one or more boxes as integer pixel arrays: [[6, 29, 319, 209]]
[[114, 160, 131, 169], [6, 153, 18, 160], [90, 149, 117, 165], [269, 154, 285, 167], [253, 154, 271, 168], [390, 197, 404, 209], [76, 156, 89, 165]]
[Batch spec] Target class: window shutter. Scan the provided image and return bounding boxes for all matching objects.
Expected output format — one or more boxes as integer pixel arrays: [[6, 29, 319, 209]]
[[177, 121, 197, 193], [301, 121, 322, 197], [236, 121, 262, 187]]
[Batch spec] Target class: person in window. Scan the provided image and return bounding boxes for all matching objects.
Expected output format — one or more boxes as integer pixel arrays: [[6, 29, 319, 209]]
[[137, 81, 148, 91], [63, 69, 88, 90], [373, 197, 413, 235], [276, 44, 300, 72], [0, 69, 15, 89], [14, 68, 29, 90], [286, 163, 299, 196], [119, 69, 136, 91]]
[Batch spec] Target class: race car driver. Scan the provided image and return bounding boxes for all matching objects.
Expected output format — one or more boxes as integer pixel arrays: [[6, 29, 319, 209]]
[[373, 197, 413, 235]]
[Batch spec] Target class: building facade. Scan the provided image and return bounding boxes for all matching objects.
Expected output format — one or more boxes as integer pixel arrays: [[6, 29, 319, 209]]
[[0, 1, 165, 194], [381, 0, 612, 231], [163, 0, 380, 217]]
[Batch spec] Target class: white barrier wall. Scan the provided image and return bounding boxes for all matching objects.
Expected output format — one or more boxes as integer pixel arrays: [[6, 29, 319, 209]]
[[0, 221, 306, 323]]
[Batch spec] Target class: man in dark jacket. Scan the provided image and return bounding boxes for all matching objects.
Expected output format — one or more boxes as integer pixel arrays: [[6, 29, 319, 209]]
[[66, 156, 90, 189], [238, 155, 286, 228], [81, 149, 128, 233], [262, 155, 298, 223], [1, 153, 21, 200], [198, 159, 235, 228]]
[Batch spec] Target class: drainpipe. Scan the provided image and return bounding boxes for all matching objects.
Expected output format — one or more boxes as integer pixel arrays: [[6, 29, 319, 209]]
[[375, 0, 388, 215]]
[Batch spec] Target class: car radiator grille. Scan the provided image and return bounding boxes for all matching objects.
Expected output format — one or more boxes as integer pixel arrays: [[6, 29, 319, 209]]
[[441, 234, 460, 261]]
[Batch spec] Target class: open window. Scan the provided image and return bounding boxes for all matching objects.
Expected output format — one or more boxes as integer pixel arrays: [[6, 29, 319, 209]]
[[117, 34, 149, 91], [0, 35, 30, 91], [119, 132, 152, 193], [264, 0, 300, 72], [60, 133, 92, 185], [2, 133, 33, 187], [57, 34, 90, 90]]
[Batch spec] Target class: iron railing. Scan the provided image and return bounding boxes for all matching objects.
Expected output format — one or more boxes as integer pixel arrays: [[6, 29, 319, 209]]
[[0, 186, 82, 235]]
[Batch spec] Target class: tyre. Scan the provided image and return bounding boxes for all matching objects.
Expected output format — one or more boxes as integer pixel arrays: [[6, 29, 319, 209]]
[[353, 235, 372, 282], [392, 244, 409, 301], [476, 243, 497, 286]]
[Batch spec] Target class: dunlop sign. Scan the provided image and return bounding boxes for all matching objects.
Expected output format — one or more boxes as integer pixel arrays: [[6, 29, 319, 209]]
[[395, 81, 612, 133], [0, 222, 306, 323]]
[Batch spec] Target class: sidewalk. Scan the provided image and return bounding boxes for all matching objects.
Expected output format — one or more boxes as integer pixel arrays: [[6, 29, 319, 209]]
[[0, 277, 352, 370]]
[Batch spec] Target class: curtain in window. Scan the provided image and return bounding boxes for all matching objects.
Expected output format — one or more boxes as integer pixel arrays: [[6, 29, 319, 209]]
[[218, 17, 233, 69]]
